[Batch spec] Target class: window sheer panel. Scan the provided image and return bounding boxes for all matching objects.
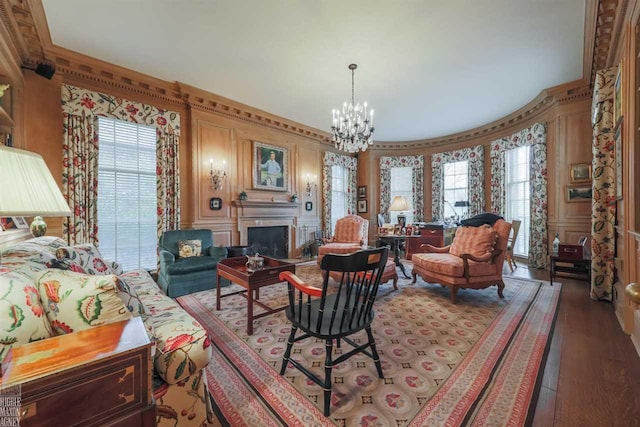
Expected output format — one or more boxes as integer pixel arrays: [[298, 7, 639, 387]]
[[390, 167, 414, 224], [97, 117, 157, 271], [330, 165, 348, 233], [505, 146, 531, 257], [442, 160, 469, 219]]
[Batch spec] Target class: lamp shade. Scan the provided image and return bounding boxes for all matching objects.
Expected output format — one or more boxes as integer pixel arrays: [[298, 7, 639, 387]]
[[0, 146, 71, 217], [389, 196, 410, 211]]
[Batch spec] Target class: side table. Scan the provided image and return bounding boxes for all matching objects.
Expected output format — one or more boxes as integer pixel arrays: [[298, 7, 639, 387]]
[[376, 234, 411, 278], [0, 317, 155, 426], [550, 254, 591, 286]]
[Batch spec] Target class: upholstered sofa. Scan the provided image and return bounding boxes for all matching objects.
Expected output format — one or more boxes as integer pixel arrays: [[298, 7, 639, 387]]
[[0, 237, 213, 427], [158, 229, 228, 297]]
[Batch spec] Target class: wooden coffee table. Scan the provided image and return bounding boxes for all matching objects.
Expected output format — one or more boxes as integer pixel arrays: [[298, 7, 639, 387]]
[[216, 256, 295, 335]]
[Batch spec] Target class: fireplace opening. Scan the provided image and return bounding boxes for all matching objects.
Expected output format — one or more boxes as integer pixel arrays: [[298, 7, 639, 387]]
[[247, 226, 288, 259]]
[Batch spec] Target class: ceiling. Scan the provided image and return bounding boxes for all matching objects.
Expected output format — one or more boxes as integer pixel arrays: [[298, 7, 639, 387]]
[[41, 0, 586, 142]]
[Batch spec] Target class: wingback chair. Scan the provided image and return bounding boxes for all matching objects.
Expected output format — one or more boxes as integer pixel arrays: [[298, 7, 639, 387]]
[[317, 215, 369, 266], [411, 219, 512, 303], [158, 229, 227, 297]]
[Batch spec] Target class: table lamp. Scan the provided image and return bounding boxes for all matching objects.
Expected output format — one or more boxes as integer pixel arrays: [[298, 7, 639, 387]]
[[389, 196, 410, 228], [0, 145, 71, 237]]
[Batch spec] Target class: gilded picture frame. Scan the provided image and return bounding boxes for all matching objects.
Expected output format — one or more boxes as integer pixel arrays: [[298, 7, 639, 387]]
[[570, 163, 591, 183], [252, 141, 288, 192]]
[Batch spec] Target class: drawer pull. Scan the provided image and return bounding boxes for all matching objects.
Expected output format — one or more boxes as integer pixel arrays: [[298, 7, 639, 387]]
[[21, 402, 36, 419]]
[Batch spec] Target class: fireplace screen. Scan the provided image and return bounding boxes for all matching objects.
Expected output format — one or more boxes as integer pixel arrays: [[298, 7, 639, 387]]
[[247, 226, 288, 259]]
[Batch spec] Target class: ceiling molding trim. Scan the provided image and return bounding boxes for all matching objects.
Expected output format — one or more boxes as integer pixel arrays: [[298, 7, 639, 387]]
[[590, 0, 627, 83], [371, 82, 592, 150], [178, 82, 332, 145], [1, 0, 46, 65]]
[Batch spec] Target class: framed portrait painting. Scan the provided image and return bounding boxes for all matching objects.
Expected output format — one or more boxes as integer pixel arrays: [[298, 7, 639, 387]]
[[358, 186, 367, 199], [252, 141, 288, 192]]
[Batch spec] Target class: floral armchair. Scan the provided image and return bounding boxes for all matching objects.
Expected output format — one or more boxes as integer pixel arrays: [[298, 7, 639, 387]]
[[317, 215, 369, 265], [411, 220, 512, 303]]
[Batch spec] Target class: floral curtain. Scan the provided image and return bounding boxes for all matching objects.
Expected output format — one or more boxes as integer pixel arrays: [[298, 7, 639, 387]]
[[431, 146, 484, 220], [61, 84, 181, 245], [322, 152, 357, 234], [379, 155, 425, 222], [590, 67, 617, 301], [490, 123, 548, 268]]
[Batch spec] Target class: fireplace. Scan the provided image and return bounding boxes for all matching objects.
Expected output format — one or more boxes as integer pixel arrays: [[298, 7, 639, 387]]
[[234, 200, 299, 259], [247, 226, 288, 259]]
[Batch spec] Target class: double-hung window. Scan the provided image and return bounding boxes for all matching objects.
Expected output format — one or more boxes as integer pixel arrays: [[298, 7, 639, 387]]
[[97, 117, 157, 271], [330, 164, 348, 233], [505, 146, 530, 256], [442, 160, 469, 219], [389, 167, 414, 224]]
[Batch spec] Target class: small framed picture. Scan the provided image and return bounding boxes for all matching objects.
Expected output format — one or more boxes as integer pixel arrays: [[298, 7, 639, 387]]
[[570, 163, 591, 183], [358, 186, 367, 199], [565, 185, 592, 203], [0, 217, 16, 230], [614, 61, 622, 127], [305, 201, 313, 211], [357, 200, 367, 213], [209, 197, 222, 210], [12, 216, 28, 228], [615, 119, 623, 200]]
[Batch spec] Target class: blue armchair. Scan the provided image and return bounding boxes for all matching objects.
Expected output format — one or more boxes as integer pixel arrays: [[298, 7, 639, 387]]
[[158, 229, 227, 297]]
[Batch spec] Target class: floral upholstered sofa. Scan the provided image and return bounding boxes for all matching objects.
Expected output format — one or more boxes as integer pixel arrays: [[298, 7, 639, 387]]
[[0, 237, 213, 426]]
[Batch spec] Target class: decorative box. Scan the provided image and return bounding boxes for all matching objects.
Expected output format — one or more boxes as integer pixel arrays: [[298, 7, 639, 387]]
[[558, 244, 583, 259]]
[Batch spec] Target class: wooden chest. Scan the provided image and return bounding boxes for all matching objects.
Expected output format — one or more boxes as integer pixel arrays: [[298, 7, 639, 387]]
[[0, 317, 155, 427], [406, 225, 457, 259]]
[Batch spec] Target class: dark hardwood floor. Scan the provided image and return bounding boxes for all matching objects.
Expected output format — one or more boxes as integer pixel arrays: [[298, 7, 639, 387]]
[[508, 263, 640, 427]]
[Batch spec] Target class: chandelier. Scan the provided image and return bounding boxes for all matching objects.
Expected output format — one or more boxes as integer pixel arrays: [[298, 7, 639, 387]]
[[331, 64, 375, 153]]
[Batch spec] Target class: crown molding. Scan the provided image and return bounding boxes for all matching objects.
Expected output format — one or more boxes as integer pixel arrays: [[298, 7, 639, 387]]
[[371, 81, 592, 150]]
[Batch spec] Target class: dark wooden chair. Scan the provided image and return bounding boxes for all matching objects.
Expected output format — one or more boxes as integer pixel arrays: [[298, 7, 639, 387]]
[[278, 246, 390, 416]]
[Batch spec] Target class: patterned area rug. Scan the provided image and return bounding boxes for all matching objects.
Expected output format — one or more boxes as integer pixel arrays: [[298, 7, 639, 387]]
[[177, 262, 560, 426]]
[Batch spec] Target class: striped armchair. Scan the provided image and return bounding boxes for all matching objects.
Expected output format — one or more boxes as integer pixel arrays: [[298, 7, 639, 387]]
[[317, 215, 369, 266]]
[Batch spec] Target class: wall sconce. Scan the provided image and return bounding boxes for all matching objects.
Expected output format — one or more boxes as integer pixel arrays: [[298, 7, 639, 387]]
[[210, 158, 227, 190], [305, 174, 317, 197]]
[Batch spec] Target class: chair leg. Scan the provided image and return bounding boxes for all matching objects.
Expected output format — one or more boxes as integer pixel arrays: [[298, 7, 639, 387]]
[[507, 254, 515, 272], [450, 286, 458, 304], [323, 339, 334, 416], [411, 271, 418, 284], [366, 326, 384, 379], [392, 275, 398, 290], [497, 281, 505, 299], [280, 326, 297, 375]]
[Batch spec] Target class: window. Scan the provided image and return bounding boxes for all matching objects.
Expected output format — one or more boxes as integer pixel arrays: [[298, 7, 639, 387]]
[[443, 160, 469, 219], [505, 146, 530, 257], [97, 117, 157, 271], [389, 167, 414, 224], [330, 164, 348, 233]]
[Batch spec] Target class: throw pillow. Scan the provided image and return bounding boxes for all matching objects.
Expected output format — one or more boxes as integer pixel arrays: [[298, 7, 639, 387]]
[[0, 267, 52, 358], [449, 225, 498, 259], [35, 269, 132, 335], [45, 247, 88, 274], [60, 245, 114, 275], [178, 240, 202, 258]]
